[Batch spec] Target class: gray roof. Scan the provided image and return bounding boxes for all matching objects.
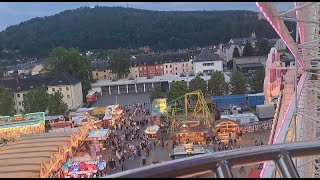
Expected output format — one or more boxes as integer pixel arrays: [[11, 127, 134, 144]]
[[91, 61, 108, 71], [4, 62, 44, 71], [230, 37, 255, 47], [0, 72, 80, 92], [193, 48, 223, 62], [49, 72, 81, 86], [237, 63, 264, 68]]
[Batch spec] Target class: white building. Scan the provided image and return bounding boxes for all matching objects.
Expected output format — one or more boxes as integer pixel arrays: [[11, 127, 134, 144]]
[[193, 48, 223, 75], [0, 72, 83, 114]]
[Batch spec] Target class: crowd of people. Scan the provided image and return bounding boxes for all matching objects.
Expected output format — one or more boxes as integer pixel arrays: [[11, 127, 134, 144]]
[[98, 102, 170, 176]]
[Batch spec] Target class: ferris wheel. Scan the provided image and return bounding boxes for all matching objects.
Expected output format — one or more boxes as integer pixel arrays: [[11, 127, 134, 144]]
[[257, 2, 320, 178]]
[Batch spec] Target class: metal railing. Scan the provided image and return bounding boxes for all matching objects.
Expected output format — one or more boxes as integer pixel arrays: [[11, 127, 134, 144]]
[[103, 140, 320, 178]]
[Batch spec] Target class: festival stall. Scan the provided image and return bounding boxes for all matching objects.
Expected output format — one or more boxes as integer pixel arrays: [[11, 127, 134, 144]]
[[214, 119, 241, 143], [45, 115, 72, 131], [0, 112, 45, 140], [102, 105, 123, 127], [40, 119, 95, 178], [85, 129, 112, 150], [174, 121, 212, 145], [144, 125, 160, 140]]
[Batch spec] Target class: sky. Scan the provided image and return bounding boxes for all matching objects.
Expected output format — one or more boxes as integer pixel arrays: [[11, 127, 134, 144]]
[[0, 2, 293, 31]]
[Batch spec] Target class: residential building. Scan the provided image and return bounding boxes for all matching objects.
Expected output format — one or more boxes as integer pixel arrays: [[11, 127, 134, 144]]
[[218, 31, 257, 62], [0, 72, 83, 114], [135, 54, 164, 77], [31, 64, 44, 76], [47, 73, 83, 110], [193, 48, 223, 75], [217, 44, 242, 62], [128, 66, 139, 78], [3, 62, 44, 77], [162, 52, 194, 76], [91, 61, 117, 80], [233, 56, 268, 72]]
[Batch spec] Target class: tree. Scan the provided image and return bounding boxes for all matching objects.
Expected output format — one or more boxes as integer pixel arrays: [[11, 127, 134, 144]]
[[23, 88, 68, 115], [230, 71, 246, 94], [232, 47, 240, 57], [0, 86, 14, 116], [167, 81, 188, 101], [46, 46, 92, 97], [255, 39, 270, 56], [150, 87, 165, 101], [208, 71, 227, 96], [108, 48, 131, 79], [189, 75, 207, 93], [250, 69, 265, 93], [47, 92, 68, 116], [23, 88, 49, 113], [227, 60, 234, 70], [242, 41, 255, 57]]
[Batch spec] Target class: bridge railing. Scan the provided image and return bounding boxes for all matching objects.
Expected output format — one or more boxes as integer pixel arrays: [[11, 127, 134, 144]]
[[103, 140, 320, 178]]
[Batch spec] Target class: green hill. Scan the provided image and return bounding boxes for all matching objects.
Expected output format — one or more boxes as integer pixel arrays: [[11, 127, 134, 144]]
[[0, 6, 283, 58]]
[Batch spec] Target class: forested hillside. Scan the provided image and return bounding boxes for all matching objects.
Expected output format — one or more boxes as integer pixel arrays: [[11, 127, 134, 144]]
[[0, 6, 287, 58]]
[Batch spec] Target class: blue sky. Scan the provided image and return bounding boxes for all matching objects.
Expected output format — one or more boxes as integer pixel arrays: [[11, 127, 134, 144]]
[[0, 2, 293, 31]]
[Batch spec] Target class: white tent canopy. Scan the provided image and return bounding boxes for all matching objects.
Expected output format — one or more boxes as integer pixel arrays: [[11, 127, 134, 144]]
[[144, 125, 160, 135]]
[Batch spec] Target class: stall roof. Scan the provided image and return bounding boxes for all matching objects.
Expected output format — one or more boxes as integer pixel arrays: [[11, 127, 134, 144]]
[[0, 133, 72, 178], [144, 125, 160, 134], [88, 129, 111, 138], [175, 125, 212, 134]]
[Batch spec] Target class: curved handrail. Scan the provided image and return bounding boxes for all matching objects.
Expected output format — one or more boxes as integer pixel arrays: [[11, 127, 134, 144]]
[[103, 140, 320, 178]]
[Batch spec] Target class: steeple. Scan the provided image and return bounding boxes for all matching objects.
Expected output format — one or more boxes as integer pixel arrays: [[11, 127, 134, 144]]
[[251, 30, 256, 39]]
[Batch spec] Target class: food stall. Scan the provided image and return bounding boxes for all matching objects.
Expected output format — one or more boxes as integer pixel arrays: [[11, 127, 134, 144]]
[[102, 105, 123, 127], [45, 115, 72, 131], [85, 129, 112, 150], [174, 121, 212, 145], [214, 119, 240, 143], [144, 125, 160, 140]]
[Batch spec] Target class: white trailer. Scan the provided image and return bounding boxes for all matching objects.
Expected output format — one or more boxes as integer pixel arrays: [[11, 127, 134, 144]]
[[221, 113, 259, 125], [256, 103, 275, 119]]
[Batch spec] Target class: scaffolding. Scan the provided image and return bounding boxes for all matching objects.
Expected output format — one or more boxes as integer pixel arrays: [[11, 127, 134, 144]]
[[162, 90, 212, 136]]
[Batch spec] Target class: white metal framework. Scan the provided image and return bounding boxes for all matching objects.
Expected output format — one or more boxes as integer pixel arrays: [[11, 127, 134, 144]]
[[257, 2, 320, 178]]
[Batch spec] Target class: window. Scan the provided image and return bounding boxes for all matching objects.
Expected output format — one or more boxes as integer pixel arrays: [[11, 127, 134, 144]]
[[160, 66, 162, 69], [156, 72, 159, 75], [156, 66, 158, 69], [186, 64, 188, 67], [166, 65, 168, 68], [250, 118, 255, 123], [19, 109, 23, 113], [183, 64, 184, 67], [13, 102, 15, 105], [140, 67, 142, 70], [23, 94, 25, 97], [67, 95, 70, 98], [203, 62, 215, 66], [175, 67, 177, 70], [52, 88, 55, 92], [150, 69, 154, 73], [66, 87, 69, 91], [96, 72, 98, 76], [18, 102, 21, 106], [59, 88, 62, 91], [104, 75, 107, 78], [144, 73, 147, 76], [166, 70, 168, 74], [17, 94, 20, 98], [144, 67, 146, 70], [170, 65, 172, 68]]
